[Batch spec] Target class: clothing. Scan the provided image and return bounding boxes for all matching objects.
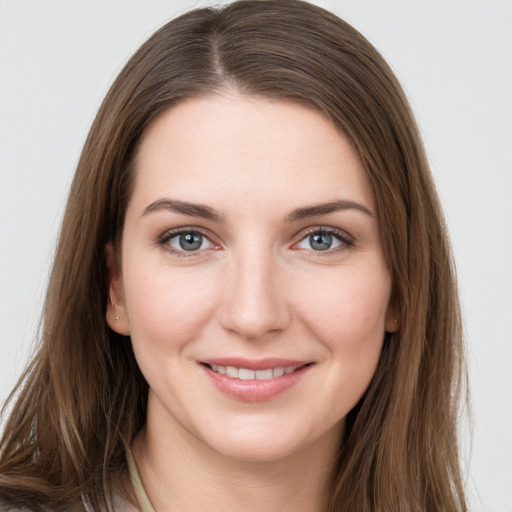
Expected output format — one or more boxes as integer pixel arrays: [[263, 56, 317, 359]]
[[124, 451, 155, 512], [0, 453, 154, 512]]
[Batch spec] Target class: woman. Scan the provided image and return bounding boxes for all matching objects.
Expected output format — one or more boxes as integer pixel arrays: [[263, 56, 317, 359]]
[[0, 0, 467, 511]]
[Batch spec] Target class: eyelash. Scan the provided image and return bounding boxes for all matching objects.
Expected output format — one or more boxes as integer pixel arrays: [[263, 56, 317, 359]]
[[155, 227, 219, 257], [294, 227, 354, 254], [155, 226, 354, 257]]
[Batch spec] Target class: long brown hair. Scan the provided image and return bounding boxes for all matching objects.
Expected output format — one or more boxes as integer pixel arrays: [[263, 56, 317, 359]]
[[0, 1, 467, 510]]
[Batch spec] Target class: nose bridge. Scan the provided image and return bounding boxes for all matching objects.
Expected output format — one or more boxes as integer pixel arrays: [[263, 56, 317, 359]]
[[220, 243, 290, 340]]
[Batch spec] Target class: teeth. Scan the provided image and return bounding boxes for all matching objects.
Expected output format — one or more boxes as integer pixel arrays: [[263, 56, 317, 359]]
[[226, 366, 239, 378], [239, 368, 255, 380], [209, 365, 298, 379], [256, 369, 273, 380], [273, 367, 285, 377]]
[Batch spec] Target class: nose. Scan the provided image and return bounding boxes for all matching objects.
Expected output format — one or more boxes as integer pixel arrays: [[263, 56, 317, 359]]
[[219, 248, 291, 341]]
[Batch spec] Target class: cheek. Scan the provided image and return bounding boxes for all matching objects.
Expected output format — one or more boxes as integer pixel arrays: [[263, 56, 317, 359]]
[[294, 262, 391, 357], [123, 264, 219, 351]]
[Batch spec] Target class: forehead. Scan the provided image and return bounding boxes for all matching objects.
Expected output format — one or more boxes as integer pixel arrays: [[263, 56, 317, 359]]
[[130, 94, 375, 216]]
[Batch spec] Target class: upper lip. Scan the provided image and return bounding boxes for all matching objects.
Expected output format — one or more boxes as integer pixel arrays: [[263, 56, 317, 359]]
[[200, 357, 311, 370]]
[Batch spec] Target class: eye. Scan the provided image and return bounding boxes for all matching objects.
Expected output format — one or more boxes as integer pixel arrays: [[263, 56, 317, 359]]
[[295, 229, 351, 252], [166, 230, 214, 252]]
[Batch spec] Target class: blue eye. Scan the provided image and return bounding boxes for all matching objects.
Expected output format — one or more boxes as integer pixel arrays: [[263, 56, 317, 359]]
[[296, 230, 345, 251], [167, 231, 213, 252]]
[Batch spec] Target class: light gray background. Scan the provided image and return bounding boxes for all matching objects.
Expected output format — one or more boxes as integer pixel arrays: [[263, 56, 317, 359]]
[[1, 1, 511, 511]]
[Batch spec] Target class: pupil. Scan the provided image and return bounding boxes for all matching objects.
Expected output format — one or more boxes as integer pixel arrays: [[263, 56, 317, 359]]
[[310, 233, 332, 251], [179, 232, 202, 251]]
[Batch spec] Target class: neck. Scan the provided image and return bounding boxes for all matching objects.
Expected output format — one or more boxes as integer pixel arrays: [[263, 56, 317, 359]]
[[132, 399, 342, 512]]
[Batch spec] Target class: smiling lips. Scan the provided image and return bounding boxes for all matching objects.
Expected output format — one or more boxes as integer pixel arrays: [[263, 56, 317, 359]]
[[209, 364, 299, 380], [200, 358, 313, 401]]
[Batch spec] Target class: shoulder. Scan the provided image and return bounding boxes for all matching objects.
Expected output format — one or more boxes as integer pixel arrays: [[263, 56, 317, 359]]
[[0, 499, 138, 512], [0, 506, 55, 512], [112, 493, 139, 512], [0, 506, 34, 512], [0, 504, 31, 512], [0, 497, 138, 512]]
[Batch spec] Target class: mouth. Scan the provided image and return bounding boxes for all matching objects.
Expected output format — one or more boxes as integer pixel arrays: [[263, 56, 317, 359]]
[[203, 363, 307, 380], [199, 359, 314, 401]]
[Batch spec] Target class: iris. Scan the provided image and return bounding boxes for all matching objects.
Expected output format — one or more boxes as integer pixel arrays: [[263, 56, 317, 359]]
[[309, 232, 332, 251], [179, 232, 203, 251]]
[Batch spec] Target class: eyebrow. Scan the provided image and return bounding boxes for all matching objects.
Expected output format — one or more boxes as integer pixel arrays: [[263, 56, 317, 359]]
[[284, 200, 375, 222], [141, 198, 225, 222], [141, 197, 374, 223]]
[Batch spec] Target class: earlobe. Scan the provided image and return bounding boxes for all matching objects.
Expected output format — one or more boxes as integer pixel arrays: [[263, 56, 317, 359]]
[[385, 304, 400, 333], [105, 243, 130, 336]]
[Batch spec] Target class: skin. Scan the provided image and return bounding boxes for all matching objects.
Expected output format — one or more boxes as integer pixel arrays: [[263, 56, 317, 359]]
[[107, 93, 397, 512]]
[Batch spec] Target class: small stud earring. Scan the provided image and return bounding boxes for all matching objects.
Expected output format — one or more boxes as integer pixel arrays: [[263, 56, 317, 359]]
[[393, 318, 397, 324], [115, 315, 120, 321]]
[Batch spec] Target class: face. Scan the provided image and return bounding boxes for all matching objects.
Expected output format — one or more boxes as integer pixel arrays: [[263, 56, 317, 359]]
[[107, 94, 397, 463]]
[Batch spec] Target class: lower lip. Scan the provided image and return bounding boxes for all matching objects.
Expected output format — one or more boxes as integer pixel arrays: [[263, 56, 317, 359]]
[[200, 364, 312, 402]]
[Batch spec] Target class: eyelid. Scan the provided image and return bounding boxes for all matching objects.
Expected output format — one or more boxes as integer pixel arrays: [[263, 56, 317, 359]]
[[155, 226, 221, 256], [154, 225, 354, 257], [291, 226, 355, 252]]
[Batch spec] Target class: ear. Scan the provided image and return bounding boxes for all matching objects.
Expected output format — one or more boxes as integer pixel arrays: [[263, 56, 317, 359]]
[[105, 243, 130, 336], [384, 300, 400, 333]]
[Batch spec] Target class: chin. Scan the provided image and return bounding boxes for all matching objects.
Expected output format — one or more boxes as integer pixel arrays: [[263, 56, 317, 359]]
[[209, 434, 306, 463], [196, 416, 342, 464]]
